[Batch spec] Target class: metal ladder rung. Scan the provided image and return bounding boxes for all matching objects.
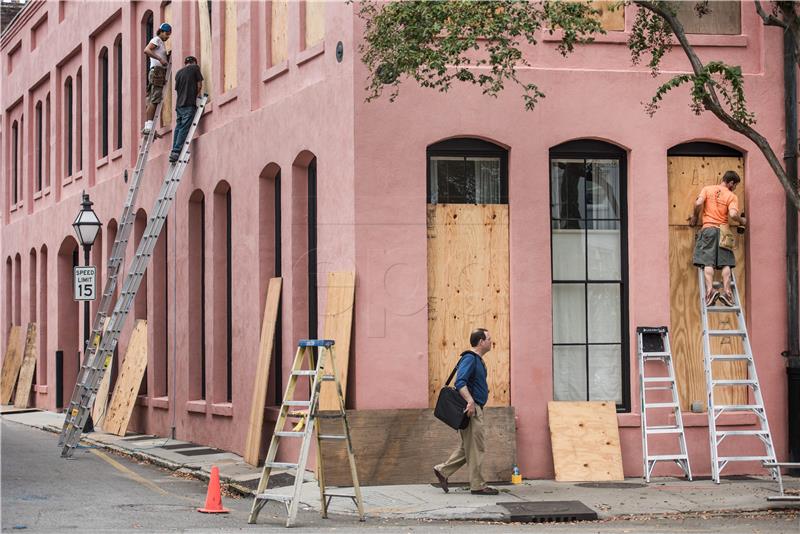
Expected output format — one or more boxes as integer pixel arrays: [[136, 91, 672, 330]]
[[291, 370, 317, 376], [648, 454, 688, 461], [266, 461, 299, 469], [646, 426, 682, 434], [254, 493, 293, 502], [715, 430, 768, 436], [710, 354, 751, 361], [706, 305, 741, 312], [284, 400, 311, 407], [642, 377, 673, 383], [714, 404, 764, 412], [318, 434, 346, 440], [643, 402, 679, 409], [717, 456, 774, 462], [644, 386, 673, 391], [275, 431, 304, 438], [707, 330, 747, 336], [642, 352, 671, 359], [712, 379, 757, 387]]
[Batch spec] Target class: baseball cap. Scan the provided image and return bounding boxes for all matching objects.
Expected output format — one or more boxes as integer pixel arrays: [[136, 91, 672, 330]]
[[159, 22, 172, 33]]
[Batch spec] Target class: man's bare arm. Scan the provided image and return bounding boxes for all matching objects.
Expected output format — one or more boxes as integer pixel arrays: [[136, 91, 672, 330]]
[[144, 43, 167, 66], [728, 207, 746, 226], [458, 386, 476, 417], [688, 196, 704, 227]]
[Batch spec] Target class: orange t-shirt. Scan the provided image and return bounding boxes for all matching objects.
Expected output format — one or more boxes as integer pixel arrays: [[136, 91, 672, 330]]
[[699, 184, 739, 229]]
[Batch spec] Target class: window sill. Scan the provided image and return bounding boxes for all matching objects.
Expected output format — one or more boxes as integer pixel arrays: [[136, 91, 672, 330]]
[[96, 155, 109, 169], [617, 412, 641, 427], [34, 385, 48, 394], [151, 396, 169, 410], [202, 101, 213, 116], [210, 402, 233, 417], [297, 42, 325, 66], [33, 190, 43, 201], [110, 148, 123, 161], [262, 61, 289, 84], [676, 411, 758, 427], [43, 186, 51, 197], [543, 30, 748, 48], [216, 88, 238, 108], [73, 170, 83, 182], [186, 400, 208, 413], [135, 395, 149, 406]]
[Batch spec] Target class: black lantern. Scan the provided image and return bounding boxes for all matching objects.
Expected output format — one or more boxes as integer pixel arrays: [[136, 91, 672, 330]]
[[72, 192, 102, 248]]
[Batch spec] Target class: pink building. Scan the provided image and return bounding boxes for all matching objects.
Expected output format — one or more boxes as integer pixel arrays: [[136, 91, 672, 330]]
[[1, 1, 795, 479]]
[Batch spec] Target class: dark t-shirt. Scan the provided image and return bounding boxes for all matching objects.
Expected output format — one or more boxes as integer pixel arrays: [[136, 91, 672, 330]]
[[174, 64, 203, 108]]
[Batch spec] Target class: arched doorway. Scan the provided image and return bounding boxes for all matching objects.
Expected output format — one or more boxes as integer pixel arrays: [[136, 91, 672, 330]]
[[57, 236, 80, 410], [667, 142, 747, 410], [426, 138, 510, 407]]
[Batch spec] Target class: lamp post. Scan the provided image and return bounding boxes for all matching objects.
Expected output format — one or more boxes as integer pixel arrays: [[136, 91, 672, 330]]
[[72, 191, 101, 430]]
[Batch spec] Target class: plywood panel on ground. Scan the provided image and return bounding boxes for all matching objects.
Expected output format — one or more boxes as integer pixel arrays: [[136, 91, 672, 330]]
[[319, 272, 355, 411], [13, 323, 37, 408], [244, 277, 282, 466], [104, 320, 148, 436], [548, 401, 623, 481], [319, 407, 515, 486], [427, 204, 510, 407], [92, 318, 113, 427], [0, 325, 24, 405], [668, 156, 747, 410]]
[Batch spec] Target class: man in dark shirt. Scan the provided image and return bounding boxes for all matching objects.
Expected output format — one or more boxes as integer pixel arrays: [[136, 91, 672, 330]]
[[433, 328, 498, 496], [169, 56, 204, 163]]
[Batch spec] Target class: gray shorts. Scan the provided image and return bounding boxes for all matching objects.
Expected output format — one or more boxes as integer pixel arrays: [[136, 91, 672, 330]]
[[692, 227, 735, 269]]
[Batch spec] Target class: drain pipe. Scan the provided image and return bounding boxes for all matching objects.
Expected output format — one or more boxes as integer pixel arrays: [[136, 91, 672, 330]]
[[782, 24, 800, 470]]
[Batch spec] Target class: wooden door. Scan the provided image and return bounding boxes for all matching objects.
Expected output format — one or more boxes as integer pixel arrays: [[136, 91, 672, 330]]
[[427, 204, 510, 407], [667, 156, 747, 410]]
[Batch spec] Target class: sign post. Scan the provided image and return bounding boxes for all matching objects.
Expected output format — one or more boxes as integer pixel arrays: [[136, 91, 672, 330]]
[[74, 266, 97, 301]]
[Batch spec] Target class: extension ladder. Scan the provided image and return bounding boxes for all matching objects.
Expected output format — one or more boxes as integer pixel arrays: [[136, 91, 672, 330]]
[[58, 94, 209, 457], [249, 340, 365, 527], [637, 326, 692, 482], [698, 269, 782, 492]]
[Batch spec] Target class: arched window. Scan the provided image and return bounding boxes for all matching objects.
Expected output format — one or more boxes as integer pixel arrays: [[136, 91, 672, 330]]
[[213, 181, 232, 402], [114, 35, 123, 150], [45, 93, 51, 188], [64, 77, 73, 176], [142, 11, 154, 96], [99, 47, 109, 157], [549, 139, 629, 410], [427, 138, 508, 204], [76, 68, 83, 171], [35, 101, 43, 192], [188, 190, 206, 400], [11, 120, 19, 204]]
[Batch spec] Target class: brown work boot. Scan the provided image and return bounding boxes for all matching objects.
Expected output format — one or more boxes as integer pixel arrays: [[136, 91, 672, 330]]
[[470, 487, 499, 495], [433, 467, 449, 493]]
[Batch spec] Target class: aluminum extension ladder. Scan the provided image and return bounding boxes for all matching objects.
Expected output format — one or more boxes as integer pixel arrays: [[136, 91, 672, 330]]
[[637, 326, 692, 482], [698, 269, 782, 492], [58, 94, 209, 457], [249, 340, 365, 527]]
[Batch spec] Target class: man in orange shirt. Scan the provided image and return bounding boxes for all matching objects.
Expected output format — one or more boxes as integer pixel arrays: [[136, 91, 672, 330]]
[[689, 171, 747, 306]]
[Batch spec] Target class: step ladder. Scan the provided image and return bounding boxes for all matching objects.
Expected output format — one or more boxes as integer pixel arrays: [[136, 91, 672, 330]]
[[249, 340, 365, 527], [637, 326, 692, 482], [698, 269, 782, 492], [58, 94, 209, 457]]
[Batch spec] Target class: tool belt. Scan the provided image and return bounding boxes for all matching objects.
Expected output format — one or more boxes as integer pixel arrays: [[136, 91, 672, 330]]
[[718, 223, 736, 251], [150, 65, 167, 88]]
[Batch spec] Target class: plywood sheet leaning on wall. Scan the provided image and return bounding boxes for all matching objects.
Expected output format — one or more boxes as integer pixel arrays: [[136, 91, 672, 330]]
[[270, 0, 288, 65], [198, 0, 213, 98], [0, 325, 24, 405], [319, 407, 515, 486], [427, 204, 510, 407], [92, 318, 113, 427], [104, 320, 148, 436], [223, 0, 237, 92], [548, 401, 624, 482], [319, 272, 356, 411], [243, 278, 282, 466], [668, 156, 747, 410], [13, 323, 37, 408]]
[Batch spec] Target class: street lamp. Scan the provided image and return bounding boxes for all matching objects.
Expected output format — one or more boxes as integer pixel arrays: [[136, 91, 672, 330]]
[[72, 191, 101, 431]]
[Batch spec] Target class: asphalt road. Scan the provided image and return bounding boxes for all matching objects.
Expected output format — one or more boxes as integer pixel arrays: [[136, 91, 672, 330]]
[[2, 419, 798, 533]]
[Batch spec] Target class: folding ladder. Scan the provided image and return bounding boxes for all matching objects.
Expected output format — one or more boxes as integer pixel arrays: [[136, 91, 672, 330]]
[[249, 340, 365, 527], [58, 95, 209, 457], [637, 326, 692, 482], [698, 269, 782, 492]]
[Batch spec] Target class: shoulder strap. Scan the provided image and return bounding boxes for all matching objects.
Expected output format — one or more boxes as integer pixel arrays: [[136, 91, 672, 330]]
[[445, 351, 477, 386]]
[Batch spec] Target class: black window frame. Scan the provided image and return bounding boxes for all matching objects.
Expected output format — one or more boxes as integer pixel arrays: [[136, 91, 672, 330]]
[[549, 139, 630, 412], [426, 137, 508, 204], [12, 120, 19, 205], [65, 77, 73, 176], [99, 47, 109, 158], [226, 188, 232, 402], [114, 35, 123, 151], [35, 101, 43, 192]]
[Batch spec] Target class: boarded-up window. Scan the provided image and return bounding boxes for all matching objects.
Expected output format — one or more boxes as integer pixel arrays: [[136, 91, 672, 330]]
[[304, 1, 325, 49], [198, 0, 213, 98], [566, 0, 624, 31], [224, 0, 237, 91], [669, 1, 741, 35], [270, 0, 288, 65], [161, 2, 173, 126]]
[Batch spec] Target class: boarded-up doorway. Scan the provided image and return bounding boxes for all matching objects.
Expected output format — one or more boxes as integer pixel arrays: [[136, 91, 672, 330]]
[[426, 138, 511, 407], [667, 147, 747, 410]]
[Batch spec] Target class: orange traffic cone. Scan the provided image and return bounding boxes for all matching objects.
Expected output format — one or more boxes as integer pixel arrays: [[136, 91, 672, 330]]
[[198, 465, 230, 513]]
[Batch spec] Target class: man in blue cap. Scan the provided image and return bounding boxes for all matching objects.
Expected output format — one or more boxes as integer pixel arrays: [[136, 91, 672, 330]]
[[142, 22, 172, 135]]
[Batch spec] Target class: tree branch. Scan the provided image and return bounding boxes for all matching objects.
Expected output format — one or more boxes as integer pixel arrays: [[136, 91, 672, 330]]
[[635, 0, 800, 210], [754, 0, 788, 28]]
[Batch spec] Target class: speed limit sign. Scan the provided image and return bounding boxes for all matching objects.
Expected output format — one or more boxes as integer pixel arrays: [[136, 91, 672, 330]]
[[74, 266, 97, 301]]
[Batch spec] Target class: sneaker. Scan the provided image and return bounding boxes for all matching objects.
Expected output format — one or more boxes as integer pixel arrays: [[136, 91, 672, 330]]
[[718, 293, 735, 307], [169, 153, 179, 163], [141, 120, 154, 135], [705, 290, 720, 307]]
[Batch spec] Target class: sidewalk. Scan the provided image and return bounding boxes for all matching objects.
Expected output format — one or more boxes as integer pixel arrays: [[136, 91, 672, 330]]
[[3, 409, 799, 523]]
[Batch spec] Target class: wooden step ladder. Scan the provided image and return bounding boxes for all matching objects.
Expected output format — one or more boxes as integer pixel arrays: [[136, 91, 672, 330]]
[[248, 339, 365, 527]]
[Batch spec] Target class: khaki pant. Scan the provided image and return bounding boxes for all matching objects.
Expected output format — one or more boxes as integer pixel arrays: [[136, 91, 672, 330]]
[[435, 405, 486, 491]]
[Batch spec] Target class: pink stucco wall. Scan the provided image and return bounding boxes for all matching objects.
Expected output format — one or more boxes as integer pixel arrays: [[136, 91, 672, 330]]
[[1, 1, 795, 479]]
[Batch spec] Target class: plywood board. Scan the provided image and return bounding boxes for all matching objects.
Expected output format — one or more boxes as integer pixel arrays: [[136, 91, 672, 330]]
[[0, 325, 23, 405], [668, 156, 747, 410], [548, 401, 623, 481], [319, 272, 355, 411], [92, 318, 113, 426], [564, 1, 624, 31], [270, 0, 288, 66], [670, 1, 741, 35], [104, 320, 148, 436], [243, 277, 282, 466], [198, 0, 213, 98], [13, 323, 37, 408], [304, 1, 325, 49], [319, 407, 515, 486], [161, 1, 173, 127], [427, 204, 510, 407], [223, 0, 237, 92]]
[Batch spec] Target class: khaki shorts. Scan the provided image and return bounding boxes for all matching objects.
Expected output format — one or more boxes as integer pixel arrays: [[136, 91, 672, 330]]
[[146, 67, 165, 105], [693, 226, 736, 269]]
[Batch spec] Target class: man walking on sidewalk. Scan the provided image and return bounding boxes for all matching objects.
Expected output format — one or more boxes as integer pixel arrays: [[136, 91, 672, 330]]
[[142, 23, 172, 135], [433, 328, 498, 496], [689, 170, 747, 307], [169, 56, 204, 163]]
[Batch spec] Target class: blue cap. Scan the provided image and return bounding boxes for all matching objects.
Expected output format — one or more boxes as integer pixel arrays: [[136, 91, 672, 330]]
[[159, 22, 172, 33]]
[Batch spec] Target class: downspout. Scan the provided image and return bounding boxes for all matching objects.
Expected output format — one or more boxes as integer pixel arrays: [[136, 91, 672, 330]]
[[782, 25, 800, 470]]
